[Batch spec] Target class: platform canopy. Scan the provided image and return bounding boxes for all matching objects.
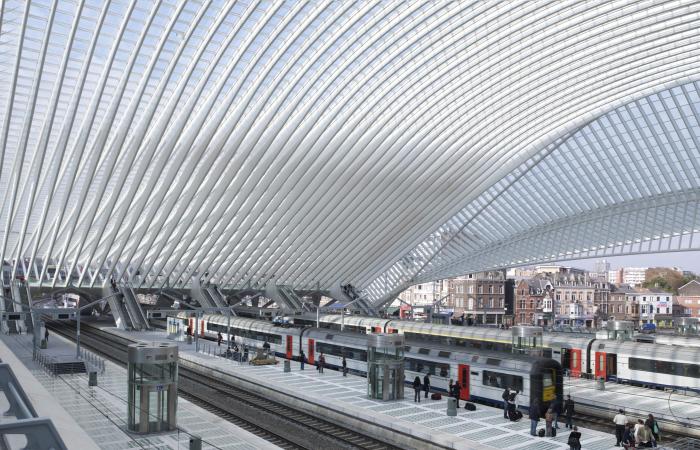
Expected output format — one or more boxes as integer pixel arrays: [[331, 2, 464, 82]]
[[2, 1, 700, 303]]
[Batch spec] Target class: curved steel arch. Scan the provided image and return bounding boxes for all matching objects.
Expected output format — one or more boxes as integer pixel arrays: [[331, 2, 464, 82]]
[[1, 1, 700, 299]]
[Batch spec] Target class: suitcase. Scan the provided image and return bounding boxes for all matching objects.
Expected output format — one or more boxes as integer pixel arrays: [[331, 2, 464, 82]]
[[551, 427, 556, 437], [538, 429, 545, 437], [431, 393, 442, 400], [464, 402, 476, 411], [509, 410, 523, 421]]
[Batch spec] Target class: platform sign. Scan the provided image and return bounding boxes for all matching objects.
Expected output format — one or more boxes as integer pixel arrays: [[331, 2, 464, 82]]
[[156, 384, 164, 392]]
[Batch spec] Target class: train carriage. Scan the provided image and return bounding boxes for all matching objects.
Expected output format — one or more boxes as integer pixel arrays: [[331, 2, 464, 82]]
[[303, 327, 563, 411], [591, 340, 700, 391]]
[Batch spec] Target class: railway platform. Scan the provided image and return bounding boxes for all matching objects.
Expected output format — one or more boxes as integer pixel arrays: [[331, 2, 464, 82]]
[[0, 332, 279, 450], [104, 326, 626, 450], [564, 376, 700, 438]]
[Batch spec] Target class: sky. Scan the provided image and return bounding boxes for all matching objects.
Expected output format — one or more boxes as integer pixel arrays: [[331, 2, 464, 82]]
[[555, 251, 700, 273]]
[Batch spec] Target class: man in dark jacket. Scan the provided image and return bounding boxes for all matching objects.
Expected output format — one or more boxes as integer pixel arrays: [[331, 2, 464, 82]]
[[452, 382, 461, 408], [423, 374, 430, 398], [564, 395, 575, 429], [530, 399, 541, 436], [552, 396, 563, 429], [502, 387, 511, 418]]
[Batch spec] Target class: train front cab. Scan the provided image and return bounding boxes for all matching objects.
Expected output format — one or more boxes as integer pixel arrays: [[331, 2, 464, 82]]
[[530, 359, 563, 413]]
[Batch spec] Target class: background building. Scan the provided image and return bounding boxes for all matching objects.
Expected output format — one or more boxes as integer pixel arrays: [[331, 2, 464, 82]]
[[677, 280, 700, 317], [446, 271, 507, 325]]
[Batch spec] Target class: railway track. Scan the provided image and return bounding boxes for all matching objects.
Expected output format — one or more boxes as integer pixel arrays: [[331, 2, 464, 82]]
[[45, 321, 398, 450]]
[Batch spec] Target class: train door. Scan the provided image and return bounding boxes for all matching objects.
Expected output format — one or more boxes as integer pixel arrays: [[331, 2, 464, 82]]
[[308, 339, 315, 365], [570, 349, 582, 377], [286, 335, 293, 359], [188, 318, 194, 335], [606, 354, 617, 379], [594, 351, 606, 380], [200, 319, 205, 337], [560, 348, 570, 373], [457, 364, 470, 401]]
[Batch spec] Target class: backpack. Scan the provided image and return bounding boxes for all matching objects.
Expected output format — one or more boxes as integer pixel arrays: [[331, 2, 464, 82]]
[[653, 421, 659, 434], [502, 390, 509, 401], [538, 429, 545, 437], [431, 393, 442, 400]]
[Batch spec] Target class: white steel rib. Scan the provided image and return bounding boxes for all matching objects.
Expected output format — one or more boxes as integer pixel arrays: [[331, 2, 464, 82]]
[[0, 0, 699, 303]]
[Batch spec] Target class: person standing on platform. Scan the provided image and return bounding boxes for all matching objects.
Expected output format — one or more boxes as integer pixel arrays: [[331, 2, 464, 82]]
[[502, 387, 511, 418], [342, 356, 347, 376], [567, 425, 582, 450], [217, 332, 223, 347], [299, 350, 306, 370], [448, 378, 454, 395], [529, 398, 541, 436], [635, 418, 652, 448], [613, 409, 628, 446], [622, 423, 636, 450], [545, 406, 554, 437], [645, 414, 659, 447], [423, 373, 430, 398], [507, 390, 518, 419], [319, 353, 325, 373], [564, 395, 575, 429], [452, 382, 461, 409], [552, 396, 562, 429], [413, 376, 421, 402]]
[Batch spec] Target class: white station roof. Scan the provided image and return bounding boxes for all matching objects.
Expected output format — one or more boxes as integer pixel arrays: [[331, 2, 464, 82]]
[[1, 1, 700, 305]]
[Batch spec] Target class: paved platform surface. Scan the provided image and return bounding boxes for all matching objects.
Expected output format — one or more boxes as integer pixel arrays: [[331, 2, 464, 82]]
[[0, 334, 100, 449], [106, 327, 625, 450], [0, 332, 279, 450], [564, 376, 700, 428]]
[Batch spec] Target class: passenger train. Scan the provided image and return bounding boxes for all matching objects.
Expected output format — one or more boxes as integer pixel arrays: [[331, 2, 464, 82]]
[[290, 314, 700, 392], [171, 313, 563, 411]]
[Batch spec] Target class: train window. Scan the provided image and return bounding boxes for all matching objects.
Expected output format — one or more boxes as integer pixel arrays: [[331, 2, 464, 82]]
[[572, 352, 579, 368], [629, 357, 700, 378], [471, 356, 479, 362], [471, 372, 479, 376], [598, 344, 605, 350], [326, 334, 334, 340], [418, 348, 430, 355], [316, 342, 367, 361], [486, 358, 501, 366], [404, 358, 450, 377], [438, 351, 451, 358], [482, 370, 523, 391], [404, 346, 411, 352]]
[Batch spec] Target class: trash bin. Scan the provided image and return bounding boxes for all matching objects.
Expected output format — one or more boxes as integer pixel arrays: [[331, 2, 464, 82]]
[[446, 397, 457, 416], [89, 371, 98, 386], [189, 436, 202, 450], [284, 360, 291, 373], [597, 377, 605, 391]]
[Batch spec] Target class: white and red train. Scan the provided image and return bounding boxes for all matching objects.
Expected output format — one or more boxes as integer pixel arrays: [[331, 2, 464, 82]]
[[289, 314, 700, 392], [171, 312, 563, 410]]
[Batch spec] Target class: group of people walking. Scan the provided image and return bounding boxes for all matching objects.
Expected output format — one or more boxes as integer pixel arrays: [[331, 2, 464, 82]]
[[614, 409, 661, 448]]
